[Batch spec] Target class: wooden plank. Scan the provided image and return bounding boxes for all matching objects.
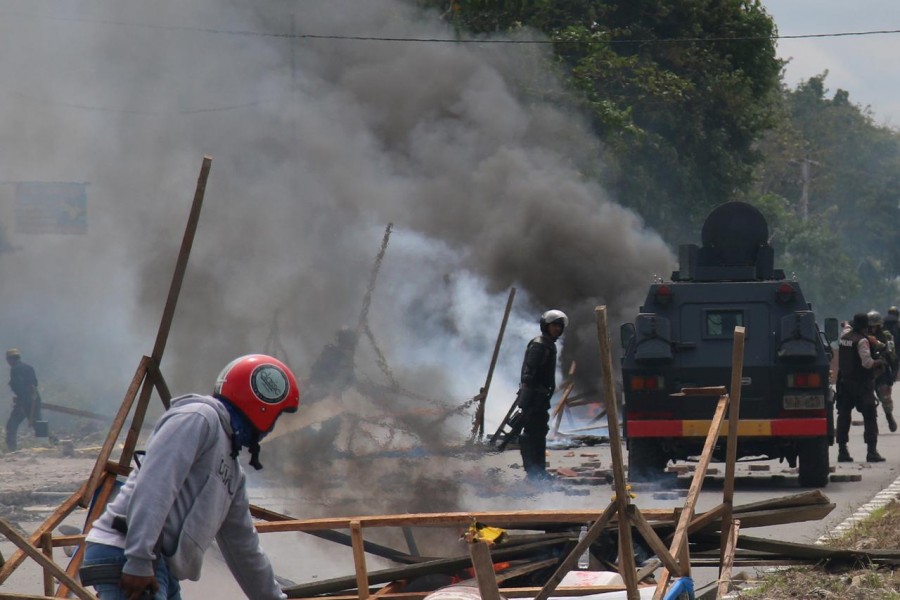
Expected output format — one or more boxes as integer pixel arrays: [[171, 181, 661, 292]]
[[0, 483, 86, 584], [81, 357, 148, 506], [493, 558, 559, 583], [533, 501, 618, 600], [117, 365, 161, 474], [401, 528, 420, 558], [468, 541, 501, 600], [720, 327, 745, 570], [627, 506, 681, 576], [654, 393, 729, 600], [51, 534, 84, 548], [250, 504, 425, 564], [698, 504, 835, 531], [635, 558, 661, 583], [283, 539, 570, 598], [551, 363, 577, 437], [150, 155, 211, 364], [57, 476, 117, 597], [732, 490, 830, 513], [350, 521, 369, 600], [716, 519, 740, 599], [674, 502, 727, 542], [0, 519, 95, 600], [473, 287, 516, 440], [256, 509, 673, 533], [41, 532, 54, 597], [372, 582, 406, 598], [594, 306, 639, 600], [40, 402, 153, 428], [151, 362, 173, 409]]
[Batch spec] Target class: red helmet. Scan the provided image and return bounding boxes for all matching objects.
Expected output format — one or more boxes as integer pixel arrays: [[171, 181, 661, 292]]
[[214, 354, 299, 433]]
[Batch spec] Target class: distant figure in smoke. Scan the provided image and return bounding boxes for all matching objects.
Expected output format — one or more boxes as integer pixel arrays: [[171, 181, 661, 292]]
[[82, 354, 299, 600], [517, 310, 567, 481], [306, 327, 358, 402], [5, 348, 41, 452]]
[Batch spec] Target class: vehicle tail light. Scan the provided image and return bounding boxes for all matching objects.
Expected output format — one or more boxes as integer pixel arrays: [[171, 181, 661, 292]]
[[630, 375, 665, 391], [776, 282, 796, 304], [655, 285, 673, 305], [787, 372, 821, 388]]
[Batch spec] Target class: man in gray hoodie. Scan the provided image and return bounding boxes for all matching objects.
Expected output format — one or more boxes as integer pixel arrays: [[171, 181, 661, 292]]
[[82, 354, 300, 599]]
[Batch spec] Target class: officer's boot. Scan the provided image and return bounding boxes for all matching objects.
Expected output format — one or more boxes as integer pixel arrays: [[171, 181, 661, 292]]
[[837, 444, 853, 463], [866, 442, 886, 463], [887, 411, 898, 433], [519, 436, 538, 479], [532, 439, 550, 480]]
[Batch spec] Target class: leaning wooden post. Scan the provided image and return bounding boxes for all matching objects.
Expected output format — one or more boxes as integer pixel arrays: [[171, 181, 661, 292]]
[[720, 326, 745, 570], [550, 362, 577, 437], [717, 519, 741, 599], [472, 287, 516, 441], [350, 521, 370, 600], [0, 519, 95, 600], [595, 306, 640, 600], [60, 157, 212, 597], [41, 531, 54, 596], [468, 540, 502, 600], [119, 153, 212, 467]]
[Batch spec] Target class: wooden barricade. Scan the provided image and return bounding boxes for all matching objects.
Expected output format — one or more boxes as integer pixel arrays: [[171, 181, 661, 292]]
[[0, 156, 212, 599]]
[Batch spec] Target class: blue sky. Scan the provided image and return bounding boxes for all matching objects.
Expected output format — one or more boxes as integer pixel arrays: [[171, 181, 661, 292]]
[[762, 2, 900, 127]]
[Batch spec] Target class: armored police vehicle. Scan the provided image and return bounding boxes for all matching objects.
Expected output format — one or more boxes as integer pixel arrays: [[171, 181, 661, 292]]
[[619, 202, 839, 487]]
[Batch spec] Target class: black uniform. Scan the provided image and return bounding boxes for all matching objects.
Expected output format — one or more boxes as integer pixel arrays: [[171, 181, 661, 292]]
[[516, 335, 557, 478], [836, 328, 878, 451], [6, 359, 40, 451]]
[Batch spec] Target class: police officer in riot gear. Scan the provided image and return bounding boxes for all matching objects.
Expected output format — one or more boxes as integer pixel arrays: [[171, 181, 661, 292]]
[[868, 310, 897, 432], [517, 309, 567, 480], [885, 306, 900, 341], [836, 313, 886, 463]]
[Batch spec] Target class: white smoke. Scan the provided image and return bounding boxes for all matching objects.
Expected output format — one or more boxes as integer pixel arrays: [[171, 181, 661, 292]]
[[0, 0, 673, 439]]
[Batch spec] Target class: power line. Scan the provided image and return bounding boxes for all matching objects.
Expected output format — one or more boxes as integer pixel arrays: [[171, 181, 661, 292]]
[[5, 10, 900, 45], [274, 28, 900, 45]]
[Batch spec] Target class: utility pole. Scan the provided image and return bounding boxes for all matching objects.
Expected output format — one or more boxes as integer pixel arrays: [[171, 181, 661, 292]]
[[791, 156, 821, 221]]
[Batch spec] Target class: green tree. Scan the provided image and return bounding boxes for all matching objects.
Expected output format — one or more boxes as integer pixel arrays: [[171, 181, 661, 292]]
[[751, 74, 900, 315], [418, 0, 783, 241]]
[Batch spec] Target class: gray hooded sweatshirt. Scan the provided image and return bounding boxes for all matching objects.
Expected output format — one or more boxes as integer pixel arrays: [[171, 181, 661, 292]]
[[86, 394, 285, 600]]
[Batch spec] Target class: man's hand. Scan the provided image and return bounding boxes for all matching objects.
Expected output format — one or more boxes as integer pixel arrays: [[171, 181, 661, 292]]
[[120, 573, 158, 600]]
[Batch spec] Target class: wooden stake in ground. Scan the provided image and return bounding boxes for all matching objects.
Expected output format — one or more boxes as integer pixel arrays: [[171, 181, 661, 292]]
[[550, 362, 577, 437], [471, 287, 516, 442], [595, 306, 640, 600], [720, 326, 746, 569]]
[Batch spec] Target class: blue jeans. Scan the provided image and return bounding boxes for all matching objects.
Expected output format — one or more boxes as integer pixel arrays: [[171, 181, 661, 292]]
[[83, 542, 181, 600]]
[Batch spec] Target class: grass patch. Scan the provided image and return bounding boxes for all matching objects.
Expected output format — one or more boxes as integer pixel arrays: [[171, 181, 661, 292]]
[[733, 500, 900, 599]]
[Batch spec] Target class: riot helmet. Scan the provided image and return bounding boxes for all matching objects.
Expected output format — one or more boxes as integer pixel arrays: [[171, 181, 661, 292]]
[[851, 313, 869, 332], [214, 354, 300, 434], [540, 309, 568, 338], [868, 310, 884, 328], [888, 306, 899, 318]]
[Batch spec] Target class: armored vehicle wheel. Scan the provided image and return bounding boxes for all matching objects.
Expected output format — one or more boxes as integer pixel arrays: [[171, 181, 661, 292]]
[[628, 439, 669, 482], [797, 437, 830, 487]]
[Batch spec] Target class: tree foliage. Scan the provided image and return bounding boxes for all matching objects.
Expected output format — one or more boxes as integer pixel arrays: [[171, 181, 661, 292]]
[[751, 75, 900, 316], [416, 2, 900, 314], [419, 0, 782, 240]]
